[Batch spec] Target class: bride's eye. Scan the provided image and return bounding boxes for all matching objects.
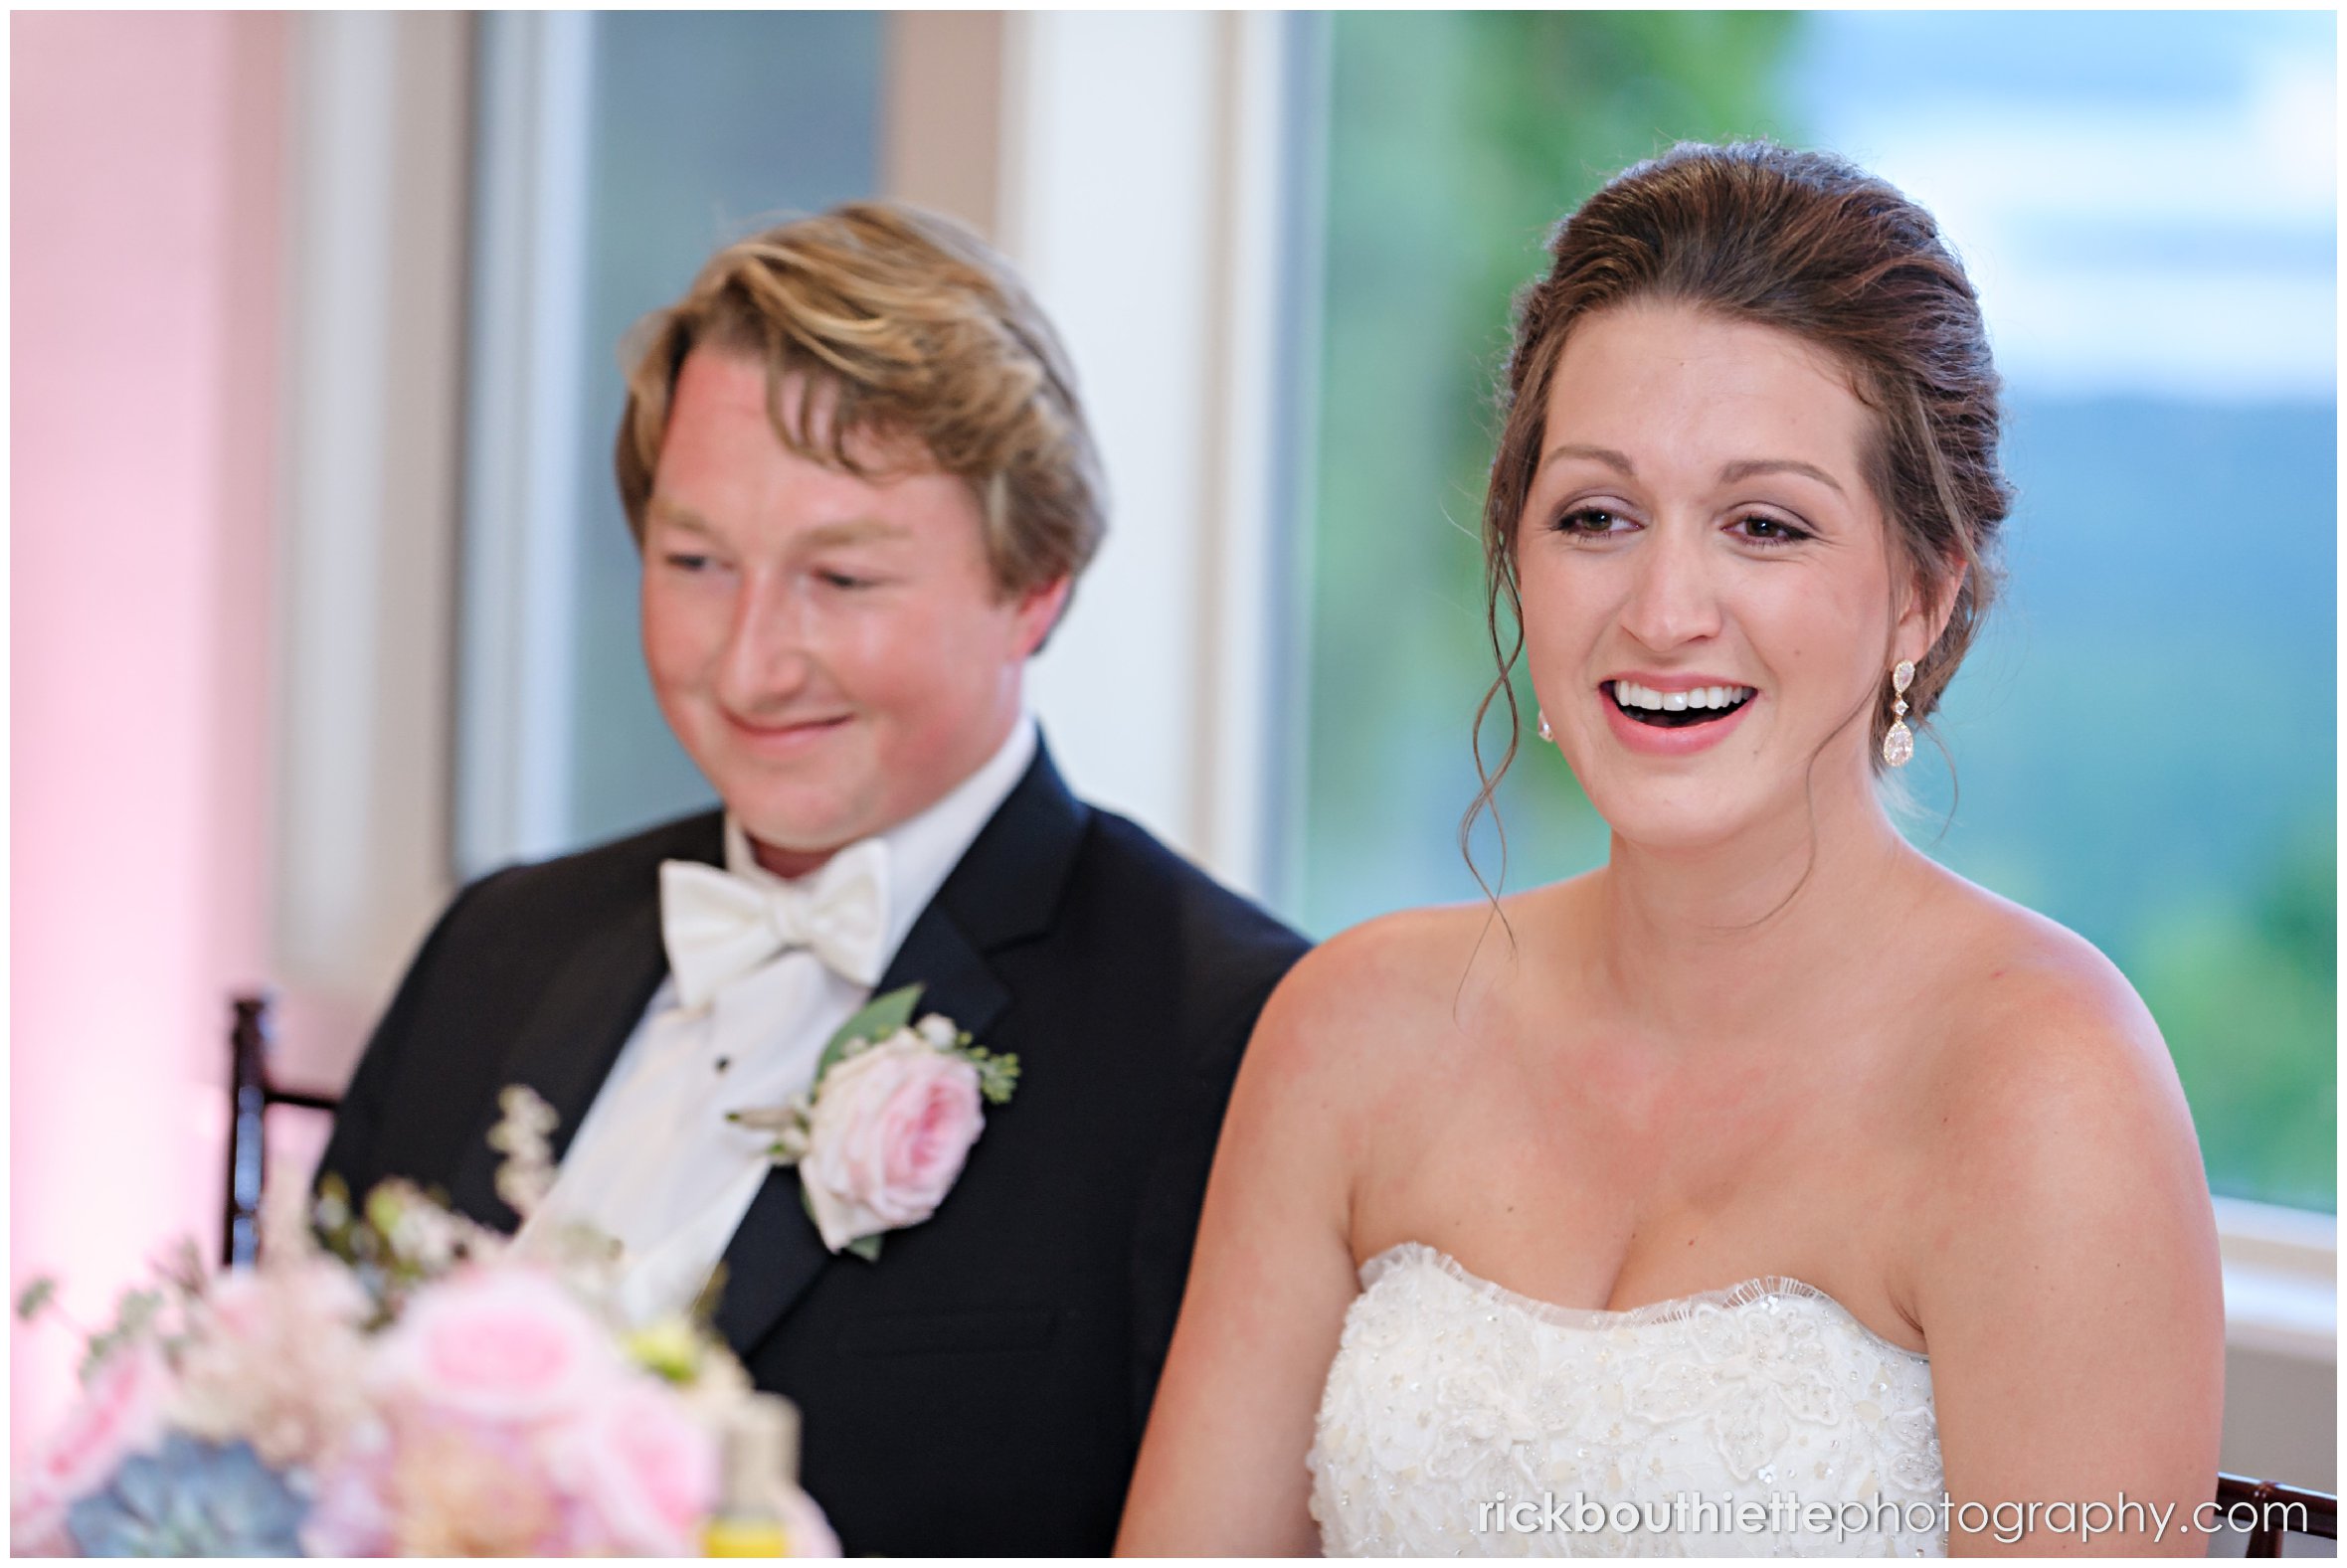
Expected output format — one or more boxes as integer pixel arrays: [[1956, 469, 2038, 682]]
[[1731, 512, 1814, 548], [1552, 506, 1637, 539]]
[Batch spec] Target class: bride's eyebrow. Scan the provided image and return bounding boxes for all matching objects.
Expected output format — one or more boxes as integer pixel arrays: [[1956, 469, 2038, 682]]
[[1537, 441, 1635, 477], [1717, 456, 1845, 496]]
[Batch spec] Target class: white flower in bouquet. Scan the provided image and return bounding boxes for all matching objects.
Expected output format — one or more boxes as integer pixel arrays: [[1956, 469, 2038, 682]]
[[170, 1257, 374, 1470]]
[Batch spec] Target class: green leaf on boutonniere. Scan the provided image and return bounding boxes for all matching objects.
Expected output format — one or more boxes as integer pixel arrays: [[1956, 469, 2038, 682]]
[[800, 1181, 888, 1263], [814, 983, 925, 1085], [963, 1045, 1021, 1106]]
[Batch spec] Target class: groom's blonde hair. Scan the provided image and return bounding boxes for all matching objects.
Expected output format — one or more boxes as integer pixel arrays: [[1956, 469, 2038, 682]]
[[615, 202, 1105, 606]]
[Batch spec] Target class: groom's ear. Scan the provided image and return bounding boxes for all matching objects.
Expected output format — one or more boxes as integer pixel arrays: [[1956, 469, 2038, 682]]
[[1010, 574, 1073, 659]]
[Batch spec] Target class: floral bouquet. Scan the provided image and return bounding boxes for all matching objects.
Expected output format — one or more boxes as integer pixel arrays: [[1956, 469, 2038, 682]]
[[10, 1090, 838, 1557]]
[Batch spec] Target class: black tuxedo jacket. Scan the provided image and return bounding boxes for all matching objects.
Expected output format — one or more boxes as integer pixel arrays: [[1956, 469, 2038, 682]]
[[317, 745, 1308, 1554]]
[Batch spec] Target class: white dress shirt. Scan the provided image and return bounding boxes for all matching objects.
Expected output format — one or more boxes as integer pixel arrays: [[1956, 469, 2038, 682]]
[[528, 715, 1039, 1324]]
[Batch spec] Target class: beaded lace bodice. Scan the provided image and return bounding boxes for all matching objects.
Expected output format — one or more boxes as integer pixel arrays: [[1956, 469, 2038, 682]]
[[1308, 1243, 1946, 1557]]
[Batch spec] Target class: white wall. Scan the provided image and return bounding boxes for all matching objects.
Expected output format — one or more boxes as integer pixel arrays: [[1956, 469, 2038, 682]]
[[271, 13, 470, 1075], [997, 11, 1303, 901]]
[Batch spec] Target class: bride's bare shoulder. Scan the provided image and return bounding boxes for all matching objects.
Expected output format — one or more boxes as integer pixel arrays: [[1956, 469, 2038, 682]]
[[1895, 867, 2222, 1424], [1922, 873, 2172, 1096], [1283, 879, 1578, 1020], [1243, 888, 1563, 1100], [1909, 869, 2207, 1243], [1300, 901, 1499, 992]]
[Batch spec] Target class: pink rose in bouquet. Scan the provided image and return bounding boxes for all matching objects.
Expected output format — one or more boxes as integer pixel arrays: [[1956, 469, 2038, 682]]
[[801, 1033, 987, 1253], [369, 1263, 617, 1425], [544, 1372, 720, 1554]]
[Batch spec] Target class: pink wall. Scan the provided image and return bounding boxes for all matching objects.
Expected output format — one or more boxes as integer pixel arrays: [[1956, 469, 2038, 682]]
[[10, 11, 286, 1447]]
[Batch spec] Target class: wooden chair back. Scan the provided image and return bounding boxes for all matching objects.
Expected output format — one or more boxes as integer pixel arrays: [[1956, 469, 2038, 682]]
[[223, 992, 340, 1266], [2216, 1472, 2337, 1556]]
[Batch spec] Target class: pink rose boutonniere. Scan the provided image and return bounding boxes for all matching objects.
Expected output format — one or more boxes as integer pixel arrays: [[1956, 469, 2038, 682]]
[[730, 986, 1019, 1261]]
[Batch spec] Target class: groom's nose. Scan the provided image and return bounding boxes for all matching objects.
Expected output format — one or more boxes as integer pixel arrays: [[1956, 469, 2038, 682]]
[[713, 568, 819, 709]]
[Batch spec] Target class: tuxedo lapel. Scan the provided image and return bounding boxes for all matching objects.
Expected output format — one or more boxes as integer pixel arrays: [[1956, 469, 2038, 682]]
[[708, 742, 1090, 1358], [448, 814, 722, 1228]]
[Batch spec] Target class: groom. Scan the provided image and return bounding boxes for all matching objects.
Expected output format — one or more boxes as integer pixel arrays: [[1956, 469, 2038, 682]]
[[317, 203, 1308, 1554]]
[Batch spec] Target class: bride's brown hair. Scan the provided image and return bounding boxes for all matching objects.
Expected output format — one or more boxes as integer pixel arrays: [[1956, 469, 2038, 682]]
[[1465, 141, 2015, 893]]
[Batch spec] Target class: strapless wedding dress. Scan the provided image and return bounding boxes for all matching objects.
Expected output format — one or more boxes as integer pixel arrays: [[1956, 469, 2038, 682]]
[[1309, 1243, 1946, 1556]]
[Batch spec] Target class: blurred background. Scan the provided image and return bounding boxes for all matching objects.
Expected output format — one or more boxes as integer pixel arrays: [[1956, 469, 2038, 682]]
[[14, 9, 2336, 1495]]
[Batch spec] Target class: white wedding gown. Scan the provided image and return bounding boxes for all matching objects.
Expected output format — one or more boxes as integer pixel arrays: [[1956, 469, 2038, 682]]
[[1309, 1243, 1946, 1556]]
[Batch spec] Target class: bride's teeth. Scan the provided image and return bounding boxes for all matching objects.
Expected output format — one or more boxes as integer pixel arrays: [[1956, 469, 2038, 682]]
[[1615, 680, 1661, 710], [1609, 680, 1760, 716]]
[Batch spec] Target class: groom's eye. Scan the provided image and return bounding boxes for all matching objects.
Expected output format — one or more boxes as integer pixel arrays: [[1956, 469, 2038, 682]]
[[663, 552, 713, 573]]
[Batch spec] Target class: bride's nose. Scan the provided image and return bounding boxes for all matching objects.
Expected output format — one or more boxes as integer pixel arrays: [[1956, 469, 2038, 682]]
[[1617, 521, 1723, 651]]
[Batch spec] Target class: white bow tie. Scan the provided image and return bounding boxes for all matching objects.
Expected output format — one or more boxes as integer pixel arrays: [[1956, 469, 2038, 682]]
[[658, 839, 891, 1008]]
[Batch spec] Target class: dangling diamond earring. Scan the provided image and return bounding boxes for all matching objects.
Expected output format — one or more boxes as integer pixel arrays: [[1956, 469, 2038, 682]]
[[1881, 660, 1915, 768], [1536, 709, 1554, 743]]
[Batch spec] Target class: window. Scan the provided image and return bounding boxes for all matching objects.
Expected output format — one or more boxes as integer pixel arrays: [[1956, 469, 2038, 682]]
[[1297, 11, 2335, 1213], [456, 12, 884, 876]]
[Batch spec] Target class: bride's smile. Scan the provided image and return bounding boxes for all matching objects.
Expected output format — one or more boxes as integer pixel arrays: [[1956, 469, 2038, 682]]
[[1598, 673, 1759, 762]]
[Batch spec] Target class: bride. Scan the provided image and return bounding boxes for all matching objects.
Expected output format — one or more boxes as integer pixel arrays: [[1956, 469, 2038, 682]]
[[1117, 143, 2223, 1556]]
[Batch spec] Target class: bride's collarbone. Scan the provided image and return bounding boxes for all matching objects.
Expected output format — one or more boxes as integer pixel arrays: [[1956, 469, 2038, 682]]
[[1377, 1014, 1939, 1214], [1439, 1017, 1935, 1144]]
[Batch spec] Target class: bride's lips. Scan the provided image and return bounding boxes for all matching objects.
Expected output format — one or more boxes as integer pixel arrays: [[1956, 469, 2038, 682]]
[[1598, 676, 1755, 758], [722, 711, 855, 755]]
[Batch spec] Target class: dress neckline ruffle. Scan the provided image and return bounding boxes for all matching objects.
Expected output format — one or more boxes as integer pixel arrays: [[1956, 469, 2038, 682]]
[[1359, 1239, 1930, 1362]]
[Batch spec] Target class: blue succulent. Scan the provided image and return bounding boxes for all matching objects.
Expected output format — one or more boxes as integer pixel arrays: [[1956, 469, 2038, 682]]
[[67, 1433, 308, 1557]]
